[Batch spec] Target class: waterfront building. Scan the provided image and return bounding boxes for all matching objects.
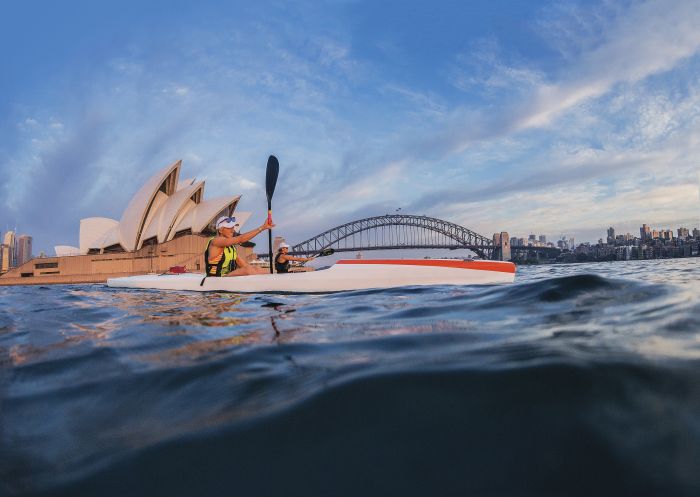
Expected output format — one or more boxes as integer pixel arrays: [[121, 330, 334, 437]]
[[616, 246, 632, 261], [678, 227, 689, 239], [0, 160, 252, 285], [17, 235, 32, 265], [640, 224, 651, 241]]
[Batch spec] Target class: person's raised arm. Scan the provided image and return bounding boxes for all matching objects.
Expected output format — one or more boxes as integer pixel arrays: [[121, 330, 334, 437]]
[[211, 219, 275, 247]]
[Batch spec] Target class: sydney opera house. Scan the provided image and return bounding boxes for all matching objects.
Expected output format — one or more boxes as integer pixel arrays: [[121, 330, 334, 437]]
[[0, 160, 257, 285]]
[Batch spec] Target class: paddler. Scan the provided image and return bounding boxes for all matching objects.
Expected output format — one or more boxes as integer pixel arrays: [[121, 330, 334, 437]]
[[274, 243, 313, 273], [205, 216, 274, 277]]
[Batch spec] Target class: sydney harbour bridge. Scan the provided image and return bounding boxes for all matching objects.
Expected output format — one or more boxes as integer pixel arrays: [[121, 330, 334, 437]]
[[286, 214, 560, 261]]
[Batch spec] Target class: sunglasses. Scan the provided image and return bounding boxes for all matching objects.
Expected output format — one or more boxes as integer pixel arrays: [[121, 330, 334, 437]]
[[216, 216, 237, 226]]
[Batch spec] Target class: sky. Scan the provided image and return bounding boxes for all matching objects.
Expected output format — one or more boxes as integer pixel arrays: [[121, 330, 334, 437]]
[[1, 0, 700, 254]]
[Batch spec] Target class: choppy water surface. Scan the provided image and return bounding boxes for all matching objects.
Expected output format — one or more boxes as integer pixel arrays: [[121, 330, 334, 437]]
[[2, 258, 700, 496]]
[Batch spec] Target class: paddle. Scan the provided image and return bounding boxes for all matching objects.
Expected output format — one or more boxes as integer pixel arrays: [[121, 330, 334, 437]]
[[266, 155, 279, 274], [300, 247, 335, 266], [311, 247, 335, 259]]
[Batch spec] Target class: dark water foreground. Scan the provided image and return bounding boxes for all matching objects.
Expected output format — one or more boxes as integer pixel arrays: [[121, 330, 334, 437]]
[[1, 258, 699, 497]]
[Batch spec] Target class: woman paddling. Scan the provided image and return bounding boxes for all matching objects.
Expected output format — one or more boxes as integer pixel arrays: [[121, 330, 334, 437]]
[[274, 243, 313, 273], [205, 216, 274, 277]]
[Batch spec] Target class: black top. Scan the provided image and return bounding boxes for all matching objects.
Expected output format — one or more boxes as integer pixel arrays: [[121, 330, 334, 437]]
[[274, 253, 289, 273]]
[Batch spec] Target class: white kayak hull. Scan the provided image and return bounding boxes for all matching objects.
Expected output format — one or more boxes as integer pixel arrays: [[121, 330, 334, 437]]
[[107, 259, 516, 293]]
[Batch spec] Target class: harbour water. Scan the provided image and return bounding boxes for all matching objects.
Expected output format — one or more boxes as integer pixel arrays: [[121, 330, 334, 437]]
[[1, 258, 699, 496]]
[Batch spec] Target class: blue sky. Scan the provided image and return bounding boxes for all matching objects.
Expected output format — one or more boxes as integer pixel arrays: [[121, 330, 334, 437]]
[[2, 0, 699, 254]]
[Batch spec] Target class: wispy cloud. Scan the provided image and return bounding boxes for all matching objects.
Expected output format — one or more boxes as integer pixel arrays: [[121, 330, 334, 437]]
[[2, 0, 699, 251]]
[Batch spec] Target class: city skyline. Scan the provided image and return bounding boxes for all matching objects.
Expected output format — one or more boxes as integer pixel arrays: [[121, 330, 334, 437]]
[[0, 229, 34, 272], [2, 1, 700, 254], [3, 217, 698, 266]]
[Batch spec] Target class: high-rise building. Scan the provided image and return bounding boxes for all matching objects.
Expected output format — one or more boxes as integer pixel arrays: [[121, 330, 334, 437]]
[[538, 235, 546, 244], [17, 235, 33, 265], [678, 227, 689, 239], [607, 227, 615, 244], [640, 224, 651, 241], [272, 236, 286, 255], [2, 231, 16, 272]]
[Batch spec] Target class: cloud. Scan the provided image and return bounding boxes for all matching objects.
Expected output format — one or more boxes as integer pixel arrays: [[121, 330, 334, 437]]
[[449, 38, 545, 96], [443, 177, 699, 242], [0, 13, 372, 251], [516, 0, 700, 129], [415, 0, 700, 160], [3, 0, 700, 252]]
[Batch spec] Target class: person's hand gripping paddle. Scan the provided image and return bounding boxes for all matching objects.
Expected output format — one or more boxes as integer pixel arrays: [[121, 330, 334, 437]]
[[266, 155, 279, 274], [300, 247, 335, 267]]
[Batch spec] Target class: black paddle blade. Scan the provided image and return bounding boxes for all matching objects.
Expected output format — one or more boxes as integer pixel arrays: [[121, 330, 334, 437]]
[[318, 248, 335, 257], [266, 155, 279, 204]]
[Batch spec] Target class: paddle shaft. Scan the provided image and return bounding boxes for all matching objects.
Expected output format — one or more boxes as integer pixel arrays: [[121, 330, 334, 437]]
[[267, 203, 273, 273], [265, 156, 279, 275]]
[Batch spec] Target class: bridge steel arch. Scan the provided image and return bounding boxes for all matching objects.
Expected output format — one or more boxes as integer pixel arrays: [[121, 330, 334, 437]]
[[290, 214, 495, 259]]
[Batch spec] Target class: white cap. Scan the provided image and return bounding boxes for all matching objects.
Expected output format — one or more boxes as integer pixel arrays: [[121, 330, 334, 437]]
[[279, 243, 290, 249], [215, 216, 239, 230]]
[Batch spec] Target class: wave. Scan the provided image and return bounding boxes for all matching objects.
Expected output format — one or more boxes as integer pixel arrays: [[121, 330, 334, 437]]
[[14, 357, 699, 497], [3, 261, 700, 497]]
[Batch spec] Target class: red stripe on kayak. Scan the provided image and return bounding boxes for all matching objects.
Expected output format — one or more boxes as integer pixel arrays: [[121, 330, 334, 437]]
[[336, 259, 516, 273]]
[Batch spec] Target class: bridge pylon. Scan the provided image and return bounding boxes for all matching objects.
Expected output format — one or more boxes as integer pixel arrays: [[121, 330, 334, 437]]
[[492, 232, 511, 261]]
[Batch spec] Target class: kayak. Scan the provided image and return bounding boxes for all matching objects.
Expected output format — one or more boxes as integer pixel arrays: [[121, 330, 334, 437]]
[[107, 259, 516, 293]]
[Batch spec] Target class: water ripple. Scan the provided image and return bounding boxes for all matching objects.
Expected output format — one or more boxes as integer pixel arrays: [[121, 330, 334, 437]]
[[1, 259, 700, 496]]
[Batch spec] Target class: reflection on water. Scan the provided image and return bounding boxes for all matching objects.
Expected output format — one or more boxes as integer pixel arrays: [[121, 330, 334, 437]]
[[111, 290, 251, 327]]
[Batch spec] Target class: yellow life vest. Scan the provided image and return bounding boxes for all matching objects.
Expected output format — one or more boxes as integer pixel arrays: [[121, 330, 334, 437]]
[[205, 237, 237, 276]]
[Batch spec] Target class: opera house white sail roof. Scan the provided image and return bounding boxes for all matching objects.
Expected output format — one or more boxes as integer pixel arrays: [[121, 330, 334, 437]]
[[56, 160, 243, 255]]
